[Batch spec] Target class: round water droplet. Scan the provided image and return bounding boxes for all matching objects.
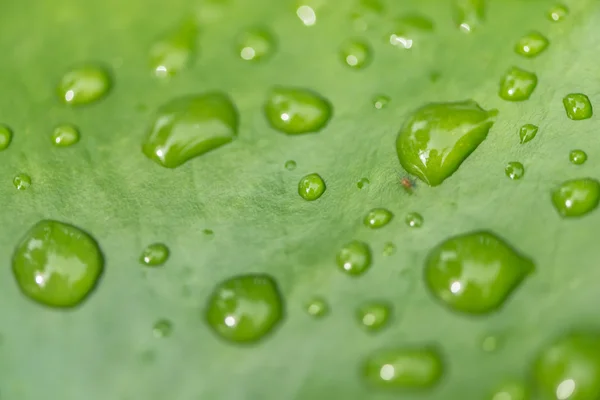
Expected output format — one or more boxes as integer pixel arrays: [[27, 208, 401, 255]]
[[142, 92, 239, 168], [205, 274, 283, 343], [515, 32, 549, 58], [389, 14, 434, 49], [336, 240, 372, 276], [405, 212, 424, 228], [364, 208, 393, 229], [150, 20, 197, 78], [372, 95, 389, 110], [306, 297, 329, 318], [236, 27, 276, 62], [534, 332, 600, 400], [296, 4, 317, 26], [489, 381, 530, 400], [140, 243, 170, 267], [284, 160, 297, 170], [357, 177, 370, 189], [57, 65, 112, 106], [362, 346, 444, 389], [548, 4, 568, 22], [551, 178, 600, 218], [298, 173, 326, 201], [570, 150, 588, 165], [453, 0, 486, 33], [340, 39, 371, 69], [563, 93, 593, 120], [505, 161, 525, 180], [396, 100, 497, 186], [153, 319, 173, 338], [13, 173, 31, 191], [383, 242, 396, 256], [519, 124, 538, 144], [51, 124, 80, 147], [357, 302, 391, 332], [499, 67, 538, 102], [425, 231, 535, 315], [12, 220, 104, 308], [0, 124, 13, 151], [264, 87, 332, 135]]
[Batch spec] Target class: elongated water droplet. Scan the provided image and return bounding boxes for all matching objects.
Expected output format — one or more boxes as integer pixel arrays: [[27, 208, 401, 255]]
[[489, 381, 530, 400], [12, 220, 104, 308], [383, 242, 396, 256], [569, 150, 587, 165], [372, 95, 389, 110], [264, 87, 332, 134], [505, 161, 524, 180], [519, 124, 538, 144], [563, 93, 593, 120], [284, 160, 297, 170], [357, 177, 370, 189], [389, 15, 434, 49], [405, 212, 424, 228], [396, 100, 497, 186], [499, 67, 537, 101], [205, 274, 283, 343], [237, 27, 276, 62], [150, 20, 197, 78], [153, 319, 173, 338], [551, 178, 600, 218], [57, 65, 112, 106], [306, 297, 329, 318], [340, 39, 371, 69], [298, 173, 326, 201], [13, 173, 31, 190], [515, 32, 549, 58], [357, 302, 391, 332], [548, 4, 568, 22], [364, 208, 393, 229], [0, 124, 13, 151], [425, 231, 534, 314], [140, 243, 170, 267], [336, 240, 372, 276], [51, 124, 80, 147], [362, 346, 444, 389], [142, 92, 238, 168], [453, 0, 486, 33]]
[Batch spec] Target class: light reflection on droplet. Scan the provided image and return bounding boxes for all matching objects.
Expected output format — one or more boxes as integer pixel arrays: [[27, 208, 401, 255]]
[[224, 316, 236, 327], [240, 47, 256, 60], [460, 23, 471, 33], [297, 5, 316, 26], [390, 35, 413, 49], [556, 379, 575, 400], [450, 281, 461, 294], [380, 364, 395, 380]]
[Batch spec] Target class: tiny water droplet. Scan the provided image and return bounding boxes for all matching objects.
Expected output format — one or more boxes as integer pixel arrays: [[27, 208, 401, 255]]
[[389, 15, 434, 49], [142, 92, 238, 168], [362, 346, 444, 389], [298, 173, 326, 201], [364, 208, 393, 229], [383, 242, 396, 256], [372, 95, 390, 109], [336, 240, 372, 276], [551, 178, 600, 218], [306, 297, 329, 318], [396, 100, 497, 186], [515, 32, 549, 58], [153, 319, 173, 338], [205, 274, 283, 343], [0, 124, 13, 151], [489, 381, 530, 400], [357, 177, 370, 189], [340, 39, 371, 69], [505, 162, 525, 180], [357, 302, 391, 332], [57, 65, 112, 106], [13, 173, 31, 190], [569, 150, 587, 165], [499, 67, 537, 101], [51, 124, 80, 147], [548, 4, 569, 22], [296, 4, 317, 26], [12, 220, 104, 308], [519, 124, 538, 144], [236, 27, 276, 62], [425, 231, 534, 314], [453, 0, 486, 33], [563, 93, 593, 120], [140, 243, 170, 267], [405, 212, 424, 228], [284, 160, 297, 170], [150, 20, 197, 78], [264, 87, 332, 135]]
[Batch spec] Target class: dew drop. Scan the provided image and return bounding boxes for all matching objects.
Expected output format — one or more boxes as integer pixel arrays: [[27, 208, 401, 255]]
[[519, 124, 538, 144], [548, 4, 569, 22], [499, 67, 537, 102], [57, 65, 112, 106], [357, 177, 370, 189], [489, 380, 530, 400], [306, 297, 329, 318], [298, 173, 326, 201], [405, 212, 424, 228], [205, 274, 283, 343], [140, 243, 170, 267], [569, 150, 587, 165], [296, 4, 317, 26], [389, 14, 434, 49], [453, 0, 486, 33], [563, 93, 593, 120], [336, 240, 372, 276], [150, 20, 197, 78], [236, 27, 276, 62], [364, 208, 393, 229], [142, 92, 238, 168], [383, 242, 396, 256], [515, 32, 549, 58], [425, 230, 534, 315], [340, 39, 371, 69], [284, 160, 297, 170], [0, 124, 13, 151], [505, 161, 525, 180], [372, 95, 390, 110], [12, 220, 104, 308], [153, 319, 173, 338], [357, 302, 391, 332], [396, 100, 497, 186], [13, 173, 31, 191], [551, 178, 600, 218], [264, 87, 332, 135], [51, 124, 80, 147]]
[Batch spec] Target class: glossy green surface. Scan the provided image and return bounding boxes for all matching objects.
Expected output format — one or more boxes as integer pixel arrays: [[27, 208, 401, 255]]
[[569, 150, 587, 165], [505, 161, 525, 180], [264, 87, 332, 134], [336, 240, 372, 276], [563, 93, 593, 120], [57, 65, 112, 106], [149, 20, 197, 78], [356, 302, 391, 332], [514, 32, 549, 58], [551, 178, 600, 218], [236, 27, 276, 62], [519, 124, 538, 144], [499, 67, 538, 101], [139, 243, 170, 267], [0, 124, 13, 150], [51, 124, 80, 147], [363, 208, 393, 229], [298, 172, 326, 201]]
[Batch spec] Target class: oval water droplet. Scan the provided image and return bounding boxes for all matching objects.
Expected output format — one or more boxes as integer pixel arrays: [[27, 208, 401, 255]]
[[453, 0, 486, 33], [383, 242, 396, 256], [140, 243, 170, 267], [548, 4, 568, 22], [489, 380, 530, 400], [515, 32, 549, 58], [237, 27, 276, 62], [336, 240, 372, 276], [0, 124, 13, 151], [405, 212, 424, 228], [505, 161, 524, 180], [389, 14, 434, 49], [340, 39, 371, 69], [357, 302, 391, 332], [153, 319, 173, 338], [364, 208, 393, 229], [396, 100, 497, 186], [142, 92, 239, 168], [205, 274, 284, 343], [264, 87, 332, 134], [569, 150, 587, 165], [150, 20, 197, 78], [372, 95, 390, 110], [51, 124, 80, 147], [425, 230, 534, 314], [563, 93, 593, 120], [357, 177, 370, 189], [57, 65, 112, 106], [306, 297, 329, 318], [519, 124, 538, 144], [13, 173, 31, 191], [298, 173, 326, 201], [12, 220, 104, 308], [296, 4, 317, 26], [551, 178, 600, 218], [499, 67, 537, 101], [284, 160, 297, 170]]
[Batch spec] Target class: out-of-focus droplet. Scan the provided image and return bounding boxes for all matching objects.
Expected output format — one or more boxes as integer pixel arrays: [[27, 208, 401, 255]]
[[372, 95, 389, 110], [453, 0, 486, 33], [285, 160, 297, 170], [306, 297, 329, 318], [548, 4, 569, 22], [389, 15, 434, 49], [340, 39, 372, 69], [0, 124, 13, 151], [150, 20, 197, 78], [236, 27, 276, 62]]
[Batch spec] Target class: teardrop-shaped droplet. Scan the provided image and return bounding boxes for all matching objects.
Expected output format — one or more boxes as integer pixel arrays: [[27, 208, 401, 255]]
[[153, 319, 173, 338], [551, 178, 600, 218], [505, 161, 525, 180], [389, 14, 434, 49], [150, 20, 197, 78], [489, 380, 530, 400], [548, 4, 568, 22], [236, 27, 276, 62], [13, 173, 31, 190], [405, 212, 424, 228], [57, 65, 112, 106], [306, 297, 329, 318], [51, 124, 80, 147], [563, 93, 593, 120], [357, 302, 391, 332], [264, 87, 332, 134], [298, 173, 326, 201], [569, 150, 587, 165], [0, 124, 13, 151], [140, 243, 170, 267], [336, 240, 372, 276], [340, 39, 372, 69], [515, 32, 549, 58], [363, 208, 393, 229], [453, 0, 486, 33], [519, 124, 538, 144], [499, 67, 537, 101]]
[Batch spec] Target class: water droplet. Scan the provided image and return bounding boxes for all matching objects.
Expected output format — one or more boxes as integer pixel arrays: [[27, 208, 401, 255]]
[[12, 220, 104, 308], [57, 65, 112, 106], [340, 39, 371, 69], [357, 302, 391, 332], [13, 173, 31, 191], [306, 297, 329, 318], [425, 231, 534, 314], [284, 160, 297, 170], [383, 242, 396, 256], [519, 124, 538, 144], [490, 381, 530, 400], [142, 92, 238, 168], [372, 95, 389, 110], [389, 15, 434, 49], [405, 212, 424, 228], [0, 124, 13, 151], [205, 274, 283, 343], [153, 319, 173, 338], [570, 150, 587, 165], [298, 173, 326, 201], [548, 4, 569, 22], [150, 20, 197, 78], [364, 208, 393, 229], [551, 178, 600, 218], [505, 161, 525, 180], [51, 124, 80, 147], [236, 27, 276, 62], [563, 93, 593, 120], [453, 0, 486, 33], [357, 177, 370, 189], [140, 243, 170, 267], [499, 67, 537, 102], [336, 240, 372, 276], [515, 32, 549, 58], [296, 4, 317, 26], [534, 332, 600, 400], [264, 87, 332, 135], [396, 100, 497, 186], [362, 346, 444, 389]]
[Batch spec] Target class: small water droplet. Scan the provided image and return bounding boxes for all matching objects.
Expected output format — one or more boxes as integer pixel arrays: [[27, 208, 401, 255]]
[[563, 93, 593, 120], [396, 100, 497, 186], [306, 297, 329, 318], [548, 4, 569, 22], [551, 178, 600, 218], [13, 173, 31, 190], [519, 124, 538, 144], [236, 27, 276, 62], [51, 124, 80, 147], [505, 161, 525, 180], [284, 160, 297, 170], [383, 242, 396, 256], [0, 124, 13, 151], [569, 150, 587, 165], [140, 243, 170, 267], [499, 67, 537, 102], [453, 0, 486, 33], [515, 32, 549, 58], [264, 87, 332, 135], [489, 381, 530, 400], [340, 39, 371, 69], [153, 319, 173, 338], [357, 302, 391, 332], [357, 177, 370, 189], [389, 15, 434, 49], [57, 65, 112, 106], [298, 173, 326, 201], [142, 92, 238, 168], [336, 240, 372, 276], [150, 20, 197, 78], [364, 208, 393, 229], [12, 220, 104, 308], [405, 212, 424, 228], [372, 95, 390, 109], [296, 4, 317, 26], [362, 346, 444, 389], [205, 274, 283, 343], [425, 231, 534, 314]]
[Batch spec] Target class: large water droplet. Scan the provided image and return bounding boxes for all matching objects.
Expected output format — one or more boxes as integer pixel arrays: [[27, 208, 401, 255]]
[[236, 27, 276, 62], [357, 302, 391, 332], [396, 100, 497, 186], [548, 4, 569, 22], [425, 231, 534, 314], [153, 319, 173, 338], [499, 67, 537, 101], [0, 124, 13, 151], [563, 94, 593, 120], [140, 243, 170, 267], [515, 32, 549, 58], [389, 15, 434, 49], [569, 150, 587, 165], [551, 178, 600, 218], [519, 124, 538, 144], [505, 161, 525, 180], [150, 20, 197, 78], [336, 241, 372, 276], [12, 220, 104, 308], [340, 39, 371, 69], [205, 274, 283, 343], [298, 173, 326, 201], [453, 0, 486, 33], [364, 208, 393, 229], [489, 381, 530, 400], [57, 65, 112, 106], [142, 92, 238, 168], [13, 173, 31, 190], [306, 297, 329, 318], [264, 87, 332, 135], [405, 212, 424, 228], [51, 124, 80, 147]]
